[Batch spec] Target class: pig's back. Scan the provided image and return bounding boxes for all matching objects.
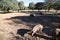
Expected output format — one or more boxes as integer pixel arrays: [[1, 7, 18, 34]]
[[32, 24, 43, 31]]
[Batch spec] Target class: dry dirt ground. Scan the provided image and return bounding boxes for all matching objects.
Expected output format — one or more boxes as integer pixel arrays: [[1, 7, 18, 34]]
[[0, 13, 31, 40], [0, 12, 60, 40]]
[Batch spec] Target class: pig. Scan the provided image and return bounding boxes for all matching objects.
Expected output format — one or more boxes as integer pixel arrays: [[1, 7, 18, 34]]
[[31, 24, 45, 36]]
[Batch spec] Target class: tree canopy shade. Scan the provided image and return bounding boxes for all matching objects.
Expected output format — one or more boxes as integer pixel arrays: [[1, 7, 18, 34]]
[[44, 0, 55, 11], [18, 1, 25, 10], [0, 0, 19, 11], [35, 2, 45, 10], [44, 0, 55, 7], [53, 1, 60, 13], [28, 2, 35, 10]]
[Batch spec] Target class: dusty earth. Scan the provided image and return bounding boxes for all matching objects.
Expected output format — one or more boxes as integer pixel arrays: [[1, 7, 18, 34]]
[[0, 13, 31, 40], [0, 12, 60, 40]]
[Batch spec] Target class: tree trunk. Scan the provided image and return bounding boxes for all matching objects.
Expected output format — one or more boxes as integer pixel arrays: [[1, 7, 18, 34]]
[[56, 10, 58, 13], [45, 9, 46, 13], [48, 6, 50, 12], [48, 9, 49, 12], [48, 7, 50, 12]]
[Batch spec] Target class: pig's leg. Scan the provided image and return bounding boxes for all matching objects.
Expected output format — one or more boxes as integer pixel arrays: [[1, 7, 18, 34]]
[[32, 30, 37, 36]]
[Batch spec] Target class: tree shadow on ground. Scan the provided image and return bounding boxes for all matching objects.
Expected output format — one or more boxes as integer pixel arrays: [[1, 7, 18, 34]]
[[17, 29, 31, 36], [0, 12, 12, 14], [17, 29, 51, 39], [5, 14, 60, 36]]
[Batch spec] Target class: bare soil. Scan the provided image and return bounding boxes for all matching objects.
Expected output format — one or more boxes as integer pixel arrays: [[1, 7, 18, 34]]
[[0, 12, 60, 40]]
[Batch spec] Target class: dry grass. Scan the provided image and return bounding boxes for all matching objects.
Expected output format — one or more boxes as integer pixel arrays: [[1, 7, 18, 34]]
[[0, 31, 4, 40]]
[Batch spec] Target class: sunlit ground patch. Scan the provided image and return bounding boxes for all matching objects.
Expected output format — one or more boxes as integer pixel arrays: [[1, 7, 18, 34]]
[[0, 31, 4, 40]]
